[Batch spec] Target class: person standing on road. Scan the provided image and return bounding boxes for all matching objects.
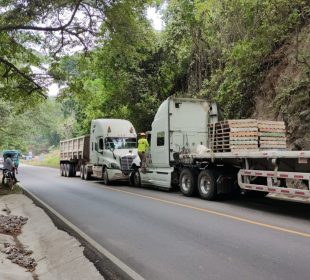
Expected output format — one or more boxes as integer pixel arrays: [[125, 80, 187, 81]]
[[138, 132, 149, 172]]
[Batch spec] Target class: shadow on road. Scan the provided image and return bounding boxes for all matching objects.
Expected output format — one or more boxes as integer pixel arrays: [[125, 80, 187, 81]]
[[91, 179, 310, 222]]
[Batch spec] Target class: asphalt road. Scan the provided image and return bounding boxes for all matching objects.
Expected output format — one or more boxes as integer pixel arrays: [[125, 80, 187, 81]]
[[19, 165, 310, 280]]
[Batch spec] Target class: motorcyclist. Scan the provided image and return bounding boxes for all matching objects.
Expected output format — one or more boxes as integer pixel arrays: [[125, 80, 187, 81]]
[[2, 154, 19, 184]]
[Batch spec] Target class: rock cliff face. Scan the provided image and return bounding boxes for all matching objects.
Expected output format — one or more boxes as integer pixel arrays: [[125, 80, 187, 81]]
[[253, 24, 310, 150]]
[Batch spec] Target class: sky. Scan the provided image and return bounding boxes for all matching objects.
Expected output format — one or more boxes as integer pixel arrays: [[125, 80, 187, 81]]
[[48, 7, 164, 97]]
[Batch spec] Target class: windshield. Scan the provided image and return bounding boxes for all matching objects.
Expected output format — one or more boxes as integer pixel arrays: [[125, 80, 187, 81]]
[[105, 137, 136, 149]]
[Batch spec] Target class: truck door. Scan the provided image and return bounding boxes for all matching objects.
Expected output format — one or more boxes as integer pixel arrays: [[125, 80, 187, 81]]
[[96, 137, 105, 165], [150, 131, 169, 168]]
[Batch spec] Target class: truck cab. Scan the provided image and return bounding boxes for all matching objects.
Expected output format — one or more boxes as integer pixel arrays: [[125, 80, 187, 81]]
[[90, 119, 138, 182], [132, 97, 219, 188], [60, 119, 138, 183]]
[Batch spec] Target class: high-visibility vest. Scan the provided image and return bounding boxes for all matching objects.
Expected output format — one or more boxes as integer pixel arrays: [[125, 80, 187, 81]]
[[138, 138, 149, 152]]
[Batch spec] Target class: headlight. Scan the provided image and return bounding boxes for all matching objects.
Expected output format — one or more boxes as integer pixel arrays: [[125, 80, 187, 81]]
[[110, 163, 120, 169]]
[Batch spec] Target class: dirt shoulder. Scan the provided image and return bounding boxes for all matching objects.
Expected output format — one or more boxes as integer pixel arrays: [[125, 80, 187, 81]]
[[0, 194, 104, 280]]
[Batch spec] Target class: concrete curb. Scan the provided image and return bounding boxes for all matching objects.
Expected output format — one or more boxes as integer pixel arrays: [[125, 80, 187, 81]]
[[21, 185, 145, 280]]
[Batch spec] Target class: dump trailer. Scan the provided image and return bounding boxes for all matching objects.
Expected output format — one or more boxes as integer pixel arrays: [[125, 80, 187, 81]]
[[131, 97, 310, 200], [60, 119, 138, 183]]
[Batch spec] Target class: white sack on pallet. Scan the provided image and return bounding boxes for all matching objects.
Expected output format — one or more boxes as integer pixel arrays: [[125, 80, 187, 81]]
[[196, 145, 210, 154]]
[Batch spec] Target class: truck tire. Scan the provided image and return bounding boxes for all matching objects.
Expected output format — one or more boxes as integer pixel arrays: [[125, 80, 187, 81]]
[[103, 168, 110, 185], [64, 164, 69, 177], [84, 166, 91, 180], [179, 168, 197, 196], [60, 164, 64, 176], [68, 163, 75, 177], [80, 165, 85, 180], [67, 164, 71, 177], [197, 170, 217, 200], [132, 170, 141, 187]]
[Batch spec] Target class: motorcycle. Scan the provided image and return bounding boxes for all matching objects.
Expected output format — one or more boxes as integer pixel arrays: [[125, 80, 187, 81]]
[[0, 168, 15, 190]]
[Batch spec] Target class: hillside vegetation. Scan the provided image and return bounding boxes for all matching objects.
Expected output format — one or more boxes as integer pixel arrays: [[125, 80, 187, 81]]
[[0, 0, 309, 151]]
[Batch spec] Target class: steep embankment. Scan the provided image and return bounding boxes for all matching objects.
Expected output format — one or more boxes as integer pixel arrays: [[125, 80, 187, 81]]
[[254, 24, 310, 149]]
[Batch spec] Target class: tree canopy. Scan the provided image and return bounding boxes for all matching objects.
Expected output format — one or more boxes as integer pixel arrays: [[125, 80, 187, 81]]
[[1, 0, 309, 151]]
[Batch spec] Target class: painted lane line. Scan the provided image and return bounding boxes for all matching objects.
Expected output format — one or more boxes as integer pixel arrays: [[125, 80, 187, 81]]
[[22, 185, 145, 280], [102, 186, 310, 239]]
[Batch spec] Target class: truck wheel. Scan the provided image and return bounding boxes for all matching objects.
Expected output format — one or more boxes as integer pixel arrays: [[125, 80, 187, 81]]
[[198, 170, 217, 200], [60, 164, 64, 176], [80, 165, 85, 180], [67, 164, 71, 177], [103, 168, 110, 185], [132, 170, 141, 187], [68, 163, 75, 177], [84, 166, 91, 180], [179, 169, 197, 196], [64, 164, 68, 177]]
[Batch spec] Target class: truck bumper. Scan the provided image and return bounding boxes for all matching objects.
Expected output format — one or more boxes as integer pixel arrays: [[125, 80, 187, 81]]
[[108, 169, 129, 181]]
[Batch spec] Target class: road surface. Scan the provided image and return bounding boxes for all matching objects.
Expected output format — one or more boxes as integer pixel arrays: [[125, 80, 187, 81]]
[[19, 165, 310, 280]]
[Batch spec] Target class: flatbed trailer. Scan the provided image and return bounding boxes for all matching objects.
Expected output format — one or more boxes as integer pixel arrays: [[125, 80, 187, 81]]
[[179, 150, 310, 198], [133, 97, 310, 201]]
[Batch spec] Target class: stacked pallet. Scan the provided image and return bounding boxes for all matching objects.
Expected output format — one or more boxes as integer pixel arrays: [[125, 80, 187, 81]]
[[258, 120, 287, 150], [208, 119, 259, 152]]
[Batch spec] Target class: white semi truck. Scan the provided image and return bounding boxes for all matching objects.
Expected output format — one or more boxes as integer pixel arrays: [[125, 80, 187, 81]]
[[60, 119, 138, 183], [130, 97, 310, 200]]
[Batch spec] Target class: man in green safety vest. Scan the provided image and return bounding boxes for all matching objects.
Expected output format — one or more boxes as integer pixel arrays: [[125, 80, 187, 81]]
[[138, 132, 149, 172]]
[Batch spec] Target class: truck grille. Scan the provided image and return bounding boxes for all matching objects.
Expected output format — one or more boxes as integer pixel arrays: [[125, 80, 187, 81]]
[[120, 156, 134, 173]]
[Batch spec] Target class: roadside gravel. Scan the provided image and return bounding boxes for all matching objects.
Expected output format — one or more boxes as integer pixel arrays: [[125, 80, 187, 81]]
[[0, 194, 104, 280]]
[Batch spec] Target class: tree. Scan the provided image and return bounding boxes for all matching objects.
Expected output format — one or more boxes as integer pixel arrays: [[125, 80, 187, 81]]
[[52, 0, 167, 132], [0, 0, 142, 102]]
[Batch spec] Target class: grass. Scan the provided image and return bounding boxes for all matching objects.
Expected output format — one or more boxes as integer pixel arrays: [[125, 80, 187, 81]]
[[23, 149, 60, 169]]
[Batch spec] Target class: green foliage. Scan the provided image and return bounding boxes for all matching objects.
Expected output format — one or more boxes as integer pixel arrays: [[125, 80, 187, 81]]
[[54, 1, 167, 132], [0, 99, 76, 154], [26, 149, 60, 168], [163, 0, 310, 118], [2, 0, 309, 146], [49, 0, 310, 134], [274, 78, 310, 113]]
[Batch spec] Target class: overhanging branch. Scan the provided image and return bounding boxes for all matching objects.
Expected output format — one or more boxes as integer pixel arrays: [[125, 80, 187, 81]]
[[0, 57, 46, 98], [0, 1, 81, 32]]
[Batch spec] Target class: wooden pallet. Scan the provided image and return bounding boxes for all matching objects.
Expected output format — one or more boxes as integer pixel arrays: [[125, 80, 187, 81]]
[[231, 148, 260, 152], [260, 144, 287, 149], [230, 132, 258, 137], [258, 128, 286, 133], [257, 120, 287, 150], [257, 120, 285, 129], [208, 119, 288, 152], [259, 136, 287, 141], [209, 119, 261, 152], [259, 132, 286, 137], [259, 141, 286, 147]]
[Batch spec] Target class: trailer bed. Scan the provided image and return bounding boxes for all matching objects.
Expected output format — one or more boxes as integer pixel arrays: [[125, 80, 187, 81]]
[[180, 149, 310, 199], [183, 150, 310, 160], [60, 135, 90, 162]]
